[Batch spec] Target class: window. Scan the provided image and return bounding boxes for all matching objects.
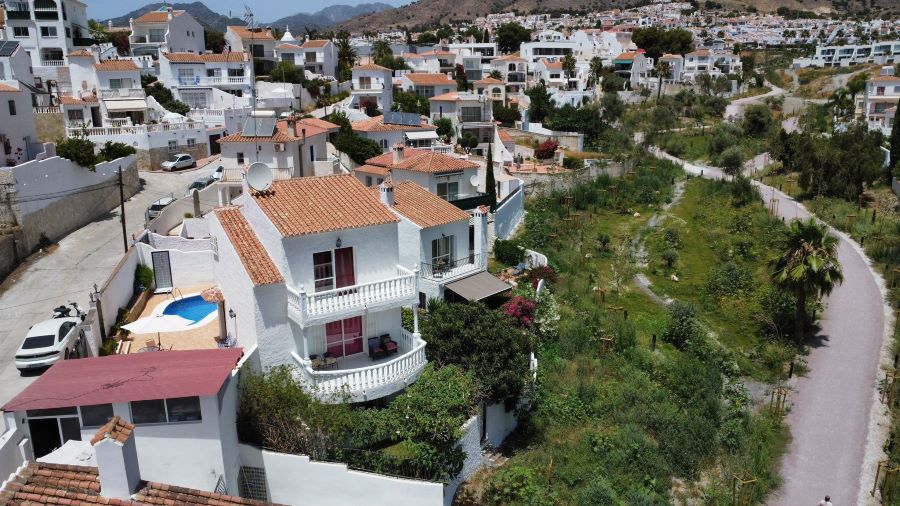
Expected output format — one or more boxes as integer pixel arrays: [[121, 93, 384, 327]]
[[236, 152, 245, 164], [365, 176, 373, 186], [40, 26, 57, 37], [326, 316, 363, 357], [187, 138, 196, 148], [80, 404, 114, 427], [282, 53, 294, 64], [460, 106, 481, 123], [8, 100, 16, 116], [67, 109, 84, 121], [167, 140, 177, 152], [228, 68, 245, 77], [436, 180, 459, 201], [431, 235, 455, 267], [131, 397, 202, 424], [379, 139, 388, 150], [149, 28, 165, 43], [65, 27, 70, 38], [13, 27, 28, 38], [313, 251, 334, 292], [206, 68, 222, 77], [57, 321, 75, 341], [108, 78, 121, 89]]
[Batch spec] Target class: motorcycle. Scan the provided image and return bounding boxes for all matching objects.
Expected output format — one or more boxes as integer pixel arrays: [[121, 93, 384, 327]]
[[53, 301, 86, 321]]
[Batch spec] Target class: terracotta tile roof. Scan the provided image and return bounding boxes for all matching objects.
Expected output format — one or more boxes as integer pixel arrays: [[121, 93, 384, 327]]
[[59, 95, 99, 105], [404, 73, 454, 86], [294, 117, 340, 136], [68, 49, 94, 57], [354, 164, 391, 176], [540, 59, 563, 70], [498, 129, 514, 143], [0, 461, 277, 505], [428, 91, 459, 101], [300, 39, 330, 48], [276, 43, 301, 50], [164, 52, 247, 63], [378, 181, 470, 228], [0, 83, 19, 92], [215, 207, 283, 286], [251, 174, 399, 237], [94, 60, 139, 72], [614, 51, 637, 61], [871, 75, 900, 82], [90, 416, 135, 445], [493, 54, 525, 62], [133, 10, 183, 23], [474, 77, 504, 85], [228, 26, 275, 41], [218, 130, 298, 143], [660, 53, 682, 60], [353, 63, 392, 72], [352, 115, 435, 132], [366, 148, 479, 174]]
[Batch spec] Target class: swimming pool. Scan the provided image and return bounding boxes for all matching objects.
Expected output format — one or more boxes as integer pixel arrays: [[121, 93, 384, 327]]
[[161, 295, 217, 325]]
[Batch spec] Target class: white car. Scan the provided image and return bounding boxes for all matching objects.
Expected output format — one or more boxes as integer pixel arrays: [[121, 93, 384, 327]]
[[147, 196, 176, 220], [15, 318, 82, 371], [161, 154, 197, 171], [210, 165, 224, 181]]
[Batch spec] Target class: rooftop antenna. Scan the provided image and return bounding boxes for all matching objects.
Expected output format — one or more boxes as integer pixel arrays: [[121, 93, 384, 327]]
[[243, 5, 259, 162]]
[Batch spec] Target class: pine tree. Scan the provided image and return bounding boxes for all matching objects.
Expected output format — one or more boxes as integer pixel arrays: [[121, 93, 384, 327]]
[[890, 98, 900, 174], [485, 143, 497, 211]]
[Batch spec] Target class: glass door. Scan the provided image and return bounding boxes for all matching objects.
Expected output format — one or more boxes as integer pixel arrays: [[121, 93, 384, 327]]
[[325, 316, 363, 357]]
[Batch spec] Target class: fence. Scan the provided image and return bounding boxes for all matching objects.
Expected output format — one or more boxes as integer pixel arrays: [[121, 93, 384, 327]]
[[145, 184, 220, 234], [494, 185, 525, 240]]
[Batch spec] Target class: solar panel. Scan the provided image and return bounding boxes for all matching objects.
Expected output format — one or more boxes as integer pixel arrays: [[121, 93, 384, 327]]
[[0, 41, 20, 58], [242, 116, 276, 137], [384, 111, 421, 126]]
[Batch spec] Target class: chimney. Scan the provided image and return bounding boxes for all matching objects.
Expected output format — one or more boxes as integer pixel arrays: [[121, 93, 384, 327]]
[[266, 26, 273, 38], [392, 144, 405, 165], [473, 205, 489, 267], [108, 20, 113, 29], [166, 6, 173, 21], [379, 180, 395, 207], [91, 416, 141, 500]]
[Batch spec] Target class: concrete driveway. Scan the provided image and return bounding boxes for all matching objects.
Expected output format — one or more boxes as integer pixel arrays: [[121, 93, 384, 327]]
[[653, 148, 889, 505], [0, 162, 218, 415]]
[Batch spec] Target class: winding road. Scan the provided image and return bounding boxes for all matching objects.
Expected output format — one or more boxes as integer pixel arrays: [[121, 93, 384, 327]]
[[651, 149, 892, 505]]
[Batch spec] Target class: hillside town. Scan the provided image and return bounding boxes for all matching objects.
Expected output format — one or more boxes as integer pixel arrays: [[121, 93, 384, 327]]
[[0, 0, 899, 504]]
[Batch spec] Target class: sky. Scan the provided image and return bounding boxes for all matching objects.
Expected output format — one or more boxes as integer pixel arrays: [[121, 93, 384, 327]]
[[89, 0, 406, 23]]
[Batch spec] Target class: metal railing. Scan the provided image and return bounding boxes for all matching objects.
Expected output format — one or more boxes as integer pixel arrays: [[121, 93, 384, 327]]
[[176, 76, 250, 86], [421, 253, 483, 280], [352, 83, 385, 91], [291, 329, 427, 403], [287, 266, 418, 328]]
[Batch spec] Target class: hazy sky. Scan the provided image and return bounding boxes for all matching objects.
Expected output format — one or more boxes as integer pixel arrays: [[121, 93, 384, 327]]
[[89, 0, 405, 22]]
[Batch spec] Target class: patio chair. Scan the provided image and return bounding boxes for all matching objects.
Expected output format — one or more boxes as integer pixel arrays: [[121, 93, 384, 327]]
[[380, 334, 398, 355], [368, 336, 386, 360], [309, 354, 325, 370]]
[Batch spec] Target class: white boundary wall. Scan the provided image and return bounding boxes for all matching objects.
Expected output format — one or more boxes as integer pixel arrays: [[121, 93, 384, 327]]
[[494, 186, 525, 240], [0, 413, 30, 490]]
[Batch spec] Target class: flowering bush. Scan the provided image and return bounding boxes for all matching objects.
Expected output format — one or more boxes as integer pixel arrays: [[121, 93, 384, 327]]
[[534, 140, 559, 160], [526, 265, 558, 289], [503, 296, 537, 328]]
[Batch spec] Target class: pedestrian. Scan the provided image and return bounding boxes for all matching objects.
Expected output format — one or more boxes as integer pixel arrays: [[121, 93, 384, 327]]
[[817, 495, 832, 506]]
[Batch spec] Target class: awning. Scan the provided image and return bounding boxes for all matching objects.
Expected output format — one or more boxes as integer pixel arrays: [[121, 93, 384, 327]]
[[405, 130, 439, 141], [444, 271, 511, 301], [104, 98, 148, 111]]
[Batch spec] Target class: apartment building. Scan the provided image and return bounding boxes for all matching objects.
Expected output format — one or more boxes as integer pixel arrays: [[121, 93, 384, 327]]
[[225, 25, 277, 71], [128, 6, 204, 59], [158, 51, 252, 107], [348, 63, 394, 113], [429, 91, 494, 155], [490, 54, 527, 92], [520, 39, 576, 66], [795, 40, 900, 68], [864, 68, 900, 130], [399, 72, 456, 98]]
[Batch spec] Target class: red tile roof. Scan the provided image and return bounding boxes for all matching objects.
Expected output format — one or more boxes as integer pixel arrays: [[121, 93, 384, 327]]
[[133, 10, 183, 23], [276, 43, 301, 50], [366, 148, 479, 174], [403, 73, 454, 86], [352, 115, 435, 132], [163, 52, 247, 63], [474, 77, 504, 85], [90, 416, 135, 445], [428, 91, 459, 101], [59, 95, 99, 105], [540, 58, 563, 70], [2, 349, 244, 412], [300, 39, 330, 48], [252, 174, 399, 237], [228, 26, 275, 41], [94, 60, 139, 72], [353, 63, 392, 72], [354, 164, 391, 177], [215, 207, 284, 286], [68, 49, 94, 57], [378, 181, 470, 228]]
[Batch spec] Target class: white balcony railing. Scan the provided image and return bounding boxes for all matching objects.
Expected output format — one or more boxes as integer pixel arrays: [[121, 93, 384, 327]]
[[291, 329, 427, 402], [222, 166, 292, 183], [177, 76, 249, 86], [66, 122, 201, 137], [351, 83, 385, 92], [287, 266, 418, 328], [38, 60, 65, 67], [99, 88, 146, 99]]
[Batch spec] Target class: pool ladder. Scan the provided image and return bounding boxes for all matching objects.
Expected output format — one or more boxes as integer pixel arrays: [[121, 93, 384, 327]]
[[170, 288, 184, 301]]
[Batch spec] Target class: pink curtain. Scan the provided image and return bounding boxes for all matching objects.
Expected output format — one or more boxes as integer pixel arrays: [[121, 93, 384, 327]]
[[335, 248, 355, 288], [324, 317, 363, 357], [325, 320, 344, 357]]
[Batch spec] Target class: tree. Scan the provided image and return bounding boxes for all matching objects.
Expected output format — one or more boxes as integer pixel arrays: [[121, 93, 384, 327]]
[[454, 64, 468, 92], [695, 73, 713, 95], [631, 27, 694, 60], [489, 69, 503, 80], [372, 40, 394, 68], [417, 31, 439, 44], [600, 92, 625, 122], [561, 54, 576, 89], [496, 23, 532, 53], [329, 111, 383, 164], [720, 146, 744, 176], [654, 61, 672, 100], [846, 72, 869, 112], [205, 28, 226, 53], [56, 128, 98, 169], [335, 30, 357, 82], [890, 98, 900, 171], [492, 102, 521, 126], [828, 87, 854, 121], [422, 301, 531, 403], [392, 90, 430, 116], [434, 117, 453, 139], [486, 143, 497, 210], [770, 218, 843, 342], [459, 132, 478, 151], [742, 104, 773, 137], [525, 84, 554, 123], [589, 56, 604, 88], [269, 60, 304, 84]]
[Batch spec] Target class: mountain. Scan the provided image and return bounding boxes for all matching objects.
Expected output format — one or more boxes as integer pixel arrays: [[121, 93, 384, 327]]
[[103, 2, 394, 33]]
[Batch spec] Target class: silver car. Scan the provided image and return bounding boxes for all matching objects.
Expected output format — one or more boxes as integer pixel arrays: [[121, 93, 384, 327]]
[[161, 153, 197, 171], [147, 196, 176, 220]]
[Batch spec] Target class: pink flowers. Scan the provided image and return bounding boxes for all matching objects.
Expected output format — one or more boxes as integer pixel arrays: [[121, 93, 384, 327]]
[[503, 296, 537, 328]]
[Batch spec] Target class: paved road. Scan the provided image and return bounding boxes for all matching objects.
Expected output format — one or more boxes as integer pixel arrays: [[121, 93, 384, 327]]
[[653, 148, 889, 505], [725, 81, 786, 119], [0, 163, 217, 414]]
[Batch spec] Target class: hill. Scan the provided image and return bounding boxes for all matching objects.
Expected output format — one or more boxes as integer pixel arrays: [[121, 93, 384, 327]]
[[104, 1, 394, 33]]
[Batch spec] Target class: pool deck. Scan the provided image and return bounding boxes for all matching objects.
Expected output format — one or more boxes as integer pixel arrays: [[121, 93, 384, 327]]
[[124, 284, 222, 353]]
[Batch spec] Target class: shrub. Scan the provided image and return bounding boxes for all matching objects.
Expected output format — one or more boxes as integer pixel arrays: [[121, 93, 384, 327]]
[[434, 117, 453, 138], [574, 477, 620, 505], [562, 156, 584, 171], [488, 466, 555, 506], [730, 175, 759, 206], [526, 265, 558, 288], [720, 146, 744, 176], [494, 238, 525, 265], [534, 140, 559, 160], [662, 301, 702, 349], [503, 295, 537, 328], [459, 132, 479, 150], [135, 264, 154, 290], [98, 141, 136, 162], [705, 261, 755, 300], [144, 82, 190, 115], [612, 316, 637, 352], [661, 249, 678, 269], [57, 131, 98, 169], [663, 227, 681, 249]]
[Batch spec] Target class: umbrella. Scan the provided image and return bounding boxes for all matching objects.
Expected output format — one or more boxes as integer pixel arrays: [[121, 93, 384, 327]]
[[122, 314, 192, 349]]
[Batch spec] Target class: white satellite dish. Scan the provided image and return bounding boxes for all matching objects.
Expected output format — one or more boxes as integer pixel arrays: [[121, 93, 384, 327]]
[[246, 162, 273, 192], [470, 173, 480, 187]]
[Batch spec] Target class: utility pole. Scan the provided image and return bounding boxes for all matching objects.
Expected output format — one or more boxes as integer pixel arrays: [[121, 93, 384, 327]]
[[118, 167, 127, 253]]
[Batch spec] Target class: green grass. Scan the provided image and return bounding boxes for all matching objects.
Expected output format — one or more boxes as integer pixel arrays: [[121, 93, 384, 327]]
[[657, 130, 768, 165]]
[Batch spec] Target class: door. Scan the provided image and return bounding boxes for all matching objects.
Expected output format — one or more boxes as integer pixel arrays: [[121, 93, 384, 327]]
[[29, 418, 62, 458], [334, 247, 355, 289], [209, 134, 221, 155], [151, 251, 173, 292], [325, 316, 363, 357]]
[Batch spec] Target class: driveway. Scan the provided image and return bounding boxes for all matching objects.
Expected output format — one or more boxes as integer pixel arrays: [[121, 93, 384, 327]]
[[725, 81, 786, 119], [653, 148, 889, 505], [0, 162, 218, 416]]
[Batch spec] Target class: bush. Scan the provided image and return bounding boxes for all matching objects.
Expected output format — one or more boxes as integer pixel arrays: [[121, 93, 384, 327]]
[[135, 264, 154, 290], [503, 295, 537, 328], [494, 238, 525, 265], [730, 175, 759, 206], [144, 82, 190, 115], [720, 145, 744, 176], [574, 477, 620, 505], [562, 156, 584, 171], [661, 249, 678, 269], [56, 131, 98, 169], [612, 316, 637, 352], [488, 466, 555, 506], [434, 117, 453, 138], [526, 265, 558, 288], [663, 227, 681, 249], [662, 301, 702, 349], [534, 140, 559, 160], [98, 141, 136, 162], [705, 261, 754, 300]]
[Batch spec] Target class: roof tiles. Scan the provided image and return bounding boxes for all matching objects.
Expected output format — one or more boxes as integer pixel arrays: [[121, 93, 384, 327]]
[[404, 73, 454, 86], [380, 181, 470, 229], [215, 207, 283, 286], [365, 148, 479, 174], [228, 26, 275, 41], [94, 60, 139, 72], [133, 10, 183, 23], [352, 115, 435, 133]]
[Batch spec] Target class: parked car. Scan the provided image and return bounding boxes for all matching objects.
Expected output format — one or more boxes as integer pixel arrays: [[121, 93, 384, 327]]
[[161, 154, 196, 171], [186, 176, 215, 195], [15, 318, 82, 371], [210, 165, 224, 181], [147, 196, 176, 220]]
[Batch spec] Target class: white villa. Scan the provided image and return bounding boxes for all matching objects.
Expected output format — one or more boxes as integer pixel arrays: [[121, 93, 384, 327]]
[[158, 51, 253, 107], [349, 63, 394, 113], [429, 91, 495, 155], [398, 72, 456, 98], [864, 67, 900, 132], [351, 114, 445, 153], [128, 6, 204, 59]]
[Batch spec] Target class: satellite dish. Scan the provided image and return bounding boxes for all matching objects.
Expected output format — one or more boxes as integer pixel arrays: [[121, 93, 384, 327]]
[[246, 162, 273, 192], [470, 174, 480, 187]]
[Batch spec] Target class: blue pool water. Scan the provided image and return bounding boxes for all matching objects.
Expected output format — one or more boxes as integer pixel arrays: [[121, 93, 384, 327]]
[[163, 295, 217, 324]]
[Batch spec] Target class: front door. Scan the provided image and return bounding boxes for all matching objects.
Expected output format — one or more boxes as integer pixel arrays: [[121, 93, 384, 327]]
[[334, 247, 355, 289]]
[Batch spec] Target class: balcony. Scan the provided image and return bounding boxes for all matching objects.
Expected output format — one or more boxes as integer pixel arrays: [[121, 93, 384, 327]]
[[291, 329, 427, 403], [447, 192, 494, 210], [287, 266, 418, 328], [222, 166, 293, 183], [65, 121, 202, 137], [177, 76, 250, 87], [7, 9, 30, 19], [351, 83, 385, 93], [421, 253, 484, 281], [38, 60, 65, 67], [99, 88, 146, 99], [34, 8, 58, 20]]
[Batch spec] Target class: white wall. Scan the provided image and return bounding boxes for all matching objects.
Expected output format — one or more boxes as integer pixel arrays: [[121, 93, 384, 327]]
[[136, 242, 215, 288], [238, 444, 444, 506], [494, 186, 524, 240], [146, 183, 219, 234], [98, 246, 140, 336], [0, 85, 39, 164], [0, 412, 29, 490]]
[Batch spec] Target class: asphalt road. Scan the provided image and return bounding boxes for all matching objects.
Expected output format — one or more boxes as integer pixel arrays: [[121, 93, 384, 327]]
[[0, 163, 217, 418], [654, 149, 888, 505]]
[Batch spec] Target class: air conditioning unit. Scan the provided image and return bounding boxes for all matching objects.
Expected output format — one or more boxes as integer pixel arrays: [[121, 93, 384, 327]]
[[274, 143, 285, 152]]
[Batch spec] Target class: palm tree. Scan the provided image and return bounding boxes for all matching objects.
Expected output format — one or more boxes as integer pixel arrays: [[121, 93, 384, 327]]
[[561, 54, 576, 90], [653, 61, 671, 101], [372, 40, 393, 68], [846, 72, 869, 114], [770, 218, 843, 343], [589, 56, 603, 89], [334, 30, 357, 80], [828, 87, 853, 123]]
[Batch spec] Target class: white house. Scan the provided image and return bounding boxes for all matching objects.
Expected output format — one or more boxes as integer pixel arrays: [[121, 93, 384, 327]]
[[351, 114, 445, 153], [348, 63, 393, 113], [429, 91, 495, 155], [398, 72, 456, 98], [208, 174, 427, 403], [0, 80, 39, 165], [158, 51, 252, 107], [520, 39, 576, 66], [682, 49, 742, 82], [473, 77, 506, 104], [864, 69, 900, 129], [1, 348, 246, 495], [226, 25, 277, 66], [490, 54, 527, 92], [298, 39, 338, 77], [534, 58, 566, 88], [129, 6, 204, 59], [612, 51, 651, 89]]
